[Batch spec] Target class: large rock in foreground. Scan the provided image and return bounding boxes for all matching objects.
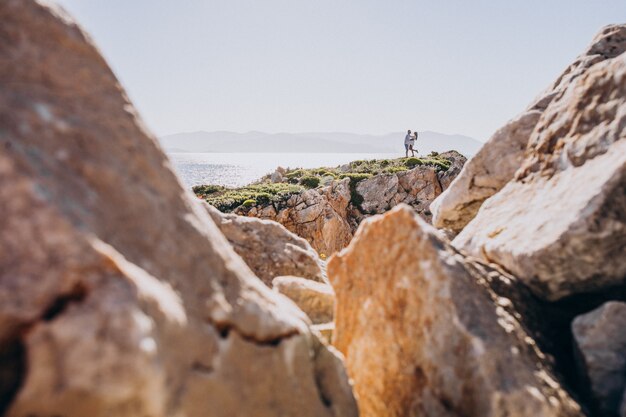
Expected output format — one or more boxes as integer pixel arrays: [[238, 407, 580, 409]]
[[328, 205, 582, 417], [454, 53, 626, 301], [573, 302, 626, 416], [205, 204, 326, 286], [432, 24, 626, 232], [273, 276, 335, 324], [0, 2, 357, 416]]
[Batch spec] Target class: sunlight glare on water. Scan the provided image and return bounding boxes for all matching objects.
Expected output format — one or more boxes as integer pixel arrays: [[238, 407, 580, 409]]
[[168, 152, 400, 188]]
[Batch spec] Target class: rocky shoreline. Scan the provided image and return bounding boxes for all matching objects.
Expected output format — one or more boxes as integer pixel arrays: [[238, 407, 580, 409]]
[[196, 151, 466, 255], [1, 2, 625, 417]]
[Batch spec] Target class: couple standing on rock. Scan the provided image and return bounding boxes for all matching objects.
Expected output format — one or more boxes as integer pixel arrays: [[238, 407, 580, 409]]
[[404, 129, 418, 157]]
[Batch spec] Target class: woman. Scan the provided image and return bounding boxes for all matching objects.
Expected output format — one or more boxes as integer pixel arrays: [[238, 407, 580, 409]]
[[408, 130, 418, 157]]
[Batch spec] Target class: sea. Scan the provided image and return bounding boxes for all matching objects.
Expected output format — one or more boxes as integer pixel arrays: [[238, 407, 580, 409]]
[[168, 152, 400, 188]]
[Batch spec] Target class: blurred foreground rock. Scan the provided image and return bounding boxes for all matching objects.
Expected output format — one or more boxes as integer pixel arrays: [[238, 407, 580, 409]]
[[273, 276, 335, 324], [454, 53, 626, 300], [0, 1, 357, 416], [329, 205, 583, 417], [432, 24, 626, 232], [573, 302, 626, 416], [205, 204, 326, 286]]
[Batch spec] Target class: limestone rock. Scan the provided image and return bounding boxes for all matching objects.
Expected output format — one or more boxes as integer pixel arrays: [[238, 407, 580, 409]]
[[205, 204, 326, 286], [454, 53, 626, 301], [431, 110, 541, 231], [237, 153, 465, 255], [356, 173, 399, 213], [273, 276, 335, 324], [573, 302, 626, 416], [328, 205, 583, 417], [237, 178, 354, 255], [0, 2, 358, 416], [436, 150, 467, 190], [432, 24, 626, 232], [313, 322, 335, 345]]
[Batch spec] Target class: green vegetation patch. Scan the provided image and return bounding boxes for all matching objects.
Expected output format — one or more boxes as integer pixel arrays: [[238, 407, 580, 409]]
[[198, 182, 304, 212], [299, 176, 321, 188], [192, 184, 225, 195], [197, 154, 456, 212]]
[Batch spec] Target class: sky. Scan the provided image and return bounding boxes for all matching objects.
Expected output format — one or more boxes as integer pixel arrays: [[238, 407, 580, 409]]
[[55, 1, 626, 141]]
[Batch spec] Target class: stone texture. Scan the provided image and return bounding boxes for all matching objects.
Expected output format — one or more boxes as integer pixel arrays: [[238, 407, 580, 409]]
[[273, 276, 335, 324], [572, 302, 626, 416], [0, 2, 358, 416], [237, 179, 354, 256], [238, 152, 466, 255], [328, 205, 583, 417], [205, 203, 326, 286], [356, 173, 400, 213], [432, 24, 626, 232], [454, 53, 626, 301], [436, 150, 467, 190]]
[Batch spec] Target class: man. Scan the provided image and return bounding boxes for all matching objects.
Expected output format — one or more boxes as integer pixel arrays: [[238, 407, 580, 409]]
[[404, 129, 414, 157], [411, 130, 418, 156]]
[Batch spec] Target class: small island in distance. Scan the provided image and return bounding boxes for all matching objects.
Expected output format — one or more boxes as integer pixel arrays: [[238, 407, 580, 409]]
[[160, 130, 482, 156]]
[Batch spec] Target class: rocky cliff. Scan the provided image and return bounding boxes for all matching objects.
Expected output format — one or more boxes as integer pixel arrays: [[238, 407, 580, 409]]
[[1, 2, 625, 417], [197, 151, 466, 255]]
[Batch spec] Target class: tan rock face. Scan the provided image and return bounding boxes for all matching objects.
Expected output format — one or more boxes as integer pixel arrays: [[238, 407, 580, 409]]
[[238, 179, 354, 256], [572, 302, 626, 417], [273, 276, 335, 324], [431, 24, 626, 232], [328, 205, 583, 417], [205, 204, 326, 286], [238, 152, 466, 255], [454, 53, 626, 301], [0, 2, 358, 416]]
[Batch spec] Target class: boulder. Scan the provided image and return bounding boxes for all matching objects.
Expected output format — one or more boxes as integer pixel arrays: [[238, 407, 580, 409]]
[[328, 205, 583, 417], [356, 173, 399, 213], [205, 204, 326, 286], [432, 24, 626, 232], [273, 276, 335, 324], [0, 2, 358, 416], [572, 302, 626, 416], [436, 150, 467, 190], [454, 53, 626, 301]]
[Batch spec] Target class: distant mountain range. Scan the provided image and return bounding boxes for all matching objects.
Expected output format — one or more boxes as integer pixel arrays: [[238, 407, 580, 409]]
[[160, 131, 483, 156]]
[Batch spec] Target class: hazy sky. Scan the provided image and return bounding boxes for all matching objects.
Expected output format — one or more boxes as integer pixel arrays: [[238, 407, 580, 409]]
[[56, 1, 625, 141]]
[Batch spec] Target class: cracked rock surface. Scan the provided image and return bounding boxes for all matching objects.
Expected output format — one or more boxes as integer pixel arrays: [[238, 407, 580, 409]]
[[0, 1, 357, 416], [431, 24, 626, 233], [205, 203, 327, 286], [329, 205, 584, 417], [454, 52, 626, 301], [239, 151, 465, 255]]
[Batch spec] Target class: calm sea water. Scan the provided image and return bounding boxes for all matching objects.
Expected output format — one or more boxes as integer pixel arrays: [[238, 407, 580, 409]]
[[168, 152, 400, 188]]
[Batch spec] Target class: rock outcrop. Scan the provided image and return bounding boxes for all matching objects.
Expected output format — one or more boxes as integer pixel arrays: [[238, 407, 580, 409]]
[[238, 151, 466, 254], [241, 178, 354, 256], [454, 53, 626, 301], [432, 24, 626, 232], [0, 2, 358, 416], [273, 276, 335, 324], [328, 205, 583, 417], [205, 203, 326, 286], [573, 302, 626, 416]]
